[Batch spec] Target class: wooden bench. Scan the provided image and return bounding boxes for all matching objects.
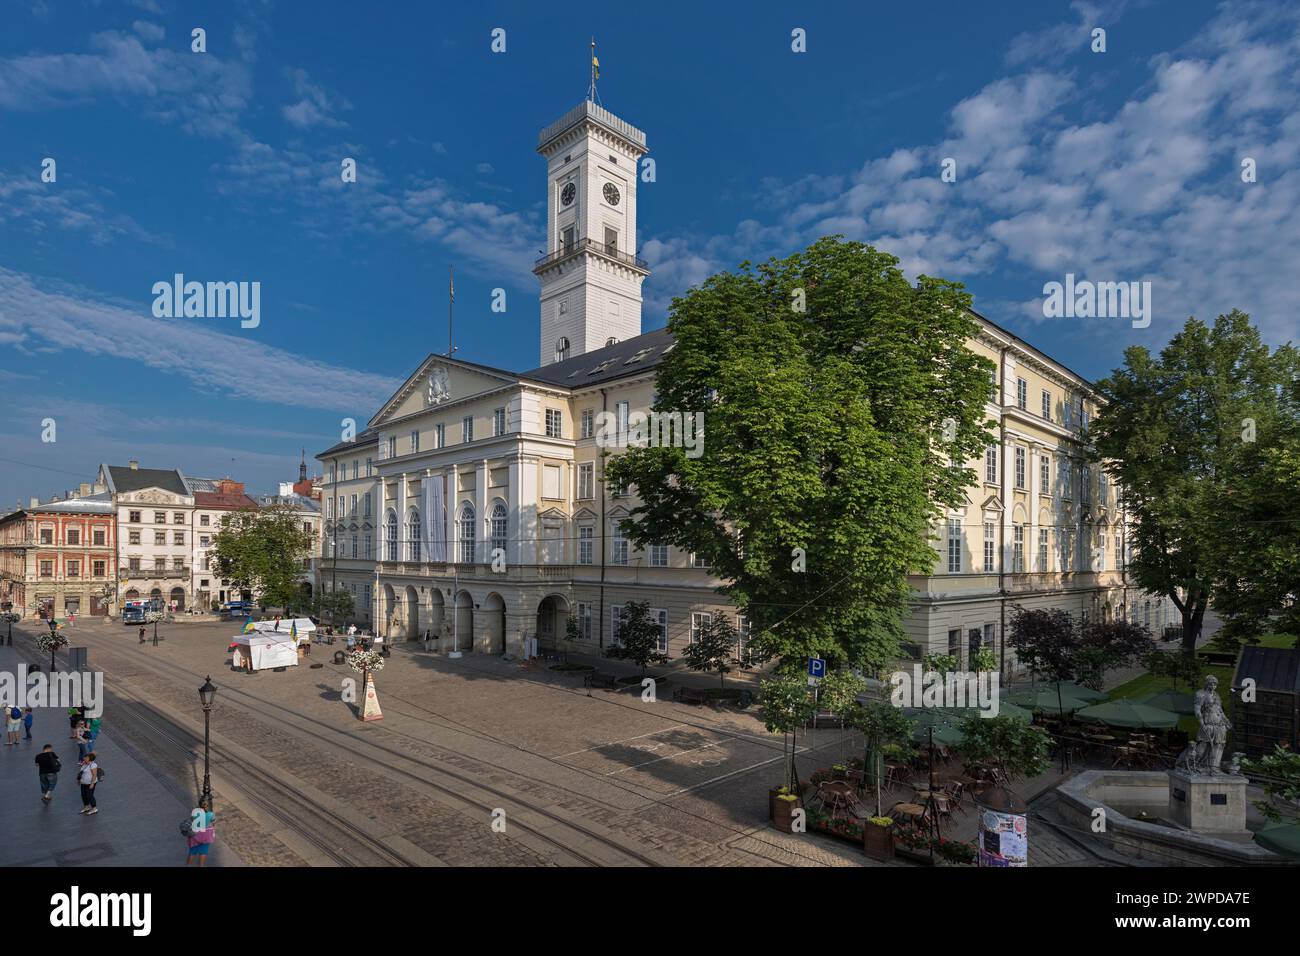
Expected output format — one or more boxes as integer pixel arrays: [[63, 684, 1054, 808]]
[[674, 686, 709, 706], [584, 671, 619, 690]]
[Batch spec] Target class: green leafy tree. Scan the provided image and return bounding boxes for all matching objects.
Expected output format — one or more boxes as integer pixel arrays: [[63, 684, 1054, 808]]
[[761, 673, 818, 793], [956, 714, 1051, 783], [1144, 646, 1206, 690], [210, 507, 313, 612], [818, 667, 867, 765], [679, 614, 738, 688], [314, 588, 355, 627], [853, 700, 915, 815], [605, 601, 667, 677], [1091, 311, 1294, 654], [923, 652, 959, 675], [1075, 619, 1156, 690], [606, 237, 995, 671], [1241, 745, 1300, 823], [972, 647, 998, 672]]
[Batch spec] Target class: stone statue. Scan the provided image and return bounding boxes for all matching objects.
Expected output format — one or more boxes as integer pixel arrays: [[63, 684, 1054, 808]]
[[427, 366, 451, 405], [1176, 676, 1232, 775]]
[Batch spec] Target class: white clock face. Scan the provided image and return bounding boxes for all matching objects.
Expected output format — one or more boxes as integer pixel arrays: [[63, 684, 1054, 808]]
[[603, 182, 620, 206], [561, 182, 576, 206]]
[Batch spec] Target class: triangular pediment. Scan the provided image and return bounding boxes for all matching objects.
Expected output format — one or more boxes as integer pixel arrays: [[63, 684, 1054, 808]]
[[981, 494, 1005, 514], [368, 354, 518, 428], [539, 506, 569, 521], [573, 506, 598, 521]]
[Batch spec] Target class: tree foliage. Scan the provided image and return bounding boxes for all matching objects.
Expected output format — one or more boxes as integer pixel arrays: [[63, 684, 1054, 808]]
[[679, 614, 738, 687], [607, 237, 995, 671], [956, 715, 1052, 782], [1091, 311, 1296, 652], [1007, 608, 1153, 691], [209, 507, 313, 611], [604, 601, 667, 676], [760, 673, 818, 791]]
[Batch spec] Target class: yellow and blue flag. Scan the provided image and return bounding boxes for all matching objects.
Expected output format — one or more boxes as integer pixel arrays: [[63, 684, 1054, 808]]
[[242, 615, 255, 633]]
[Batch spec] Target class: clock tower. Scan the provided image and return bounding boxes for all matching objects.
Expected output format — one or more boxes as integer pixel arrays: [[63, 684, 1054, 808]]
[[534, 99, 649, 366]]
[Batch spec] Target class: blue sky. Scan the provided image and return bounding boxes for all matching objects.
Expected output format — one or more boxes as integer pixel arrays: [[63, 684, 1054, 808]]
[[1, 0, 1297, 506]]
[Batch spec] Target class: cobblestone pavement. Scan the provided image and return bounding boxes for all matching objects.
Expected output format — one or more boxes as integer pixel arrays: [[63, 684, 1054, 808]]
[[6, 618, 1119, 867]]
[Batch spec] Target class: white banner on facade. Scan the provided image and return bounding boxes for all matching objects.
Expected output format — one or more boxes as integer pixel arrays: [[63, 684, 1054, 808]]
[[425, 474, 446, 562]]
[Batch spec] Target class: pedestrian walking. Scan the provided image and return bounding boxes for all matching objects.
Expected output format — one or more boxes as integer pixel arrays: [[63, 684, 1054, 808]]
[[35, 744, 61, 802], [23, 706, 33, 740], [5, 706, 21, 745], [67, 705, 83, 739], [138, 625, 146, 644], [185, 801, 215, 866], [75, 720, 90, 760], [87, 716, 101, 752], [77, 752, 99, 814]]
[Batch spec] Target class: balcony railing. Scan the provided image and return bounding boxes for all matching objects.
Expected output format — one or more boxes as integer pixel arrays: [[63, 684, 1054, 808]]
[[119, 567, 190, 580], [533, 238, 649, 273]]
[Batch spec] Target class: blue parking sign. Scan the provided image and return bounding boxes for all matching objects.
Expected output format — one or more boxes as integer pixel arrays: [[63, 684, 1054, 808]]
[[808, 658, 826, 679]]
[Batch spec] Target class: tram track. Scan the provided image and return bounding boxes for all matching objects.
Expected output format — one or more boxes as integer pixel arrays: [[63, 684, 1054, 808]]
[[76, 633, 664, 866]]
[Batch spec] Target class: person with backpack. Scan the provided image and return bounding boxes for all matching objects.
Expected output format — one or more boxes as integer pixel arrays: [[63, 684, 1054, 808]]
[[184, 800, 216, 866], [77, 752, 99, 815], [5, 706, 21, 745], [67, 705, 83, 739], [35, 744, 61, 802]]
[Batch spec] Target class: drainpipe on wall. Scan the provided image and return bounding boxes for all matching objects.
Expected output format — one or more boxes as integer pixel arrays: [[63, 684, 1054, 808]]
[[597, 386, 609, 650], [997, 345, 1008, 683]]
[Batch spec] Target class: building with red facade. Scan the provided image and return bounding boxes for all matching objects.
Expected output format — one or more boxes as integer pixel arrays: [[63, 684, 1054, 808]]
[[0, 493, 117, 619]]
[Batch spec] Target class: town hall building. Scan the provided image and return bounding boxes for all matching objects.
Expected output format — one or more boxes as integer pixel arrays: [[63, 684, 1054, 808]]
[[315, 95, 1176, 671]]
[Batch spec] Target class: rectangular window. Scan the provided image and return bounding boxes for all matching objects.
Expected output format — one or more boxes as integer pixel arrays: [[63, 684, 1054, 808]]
[[576, 603, 592, 641], [1013, 526, 1025, 572], [410, 429, 420, 453], [1061, 460, 1073, 499], [365, 457, 373, 476], [650, 544, 668, 567], [604, 226, 619, 256], [693, 552, 710, 569], [1014, 447, 1026, 489], [129, 510, 141, 523], [577, 462, 594, 499], [92, 528, 105, 546], [1016, 378, 1028, 410], [40, 560, 53, 577], [983, 522, 996, 573], [174, 512, 184, 524], [615, 401, 629, 441], [611, 525, 629, 566], [494, 408, 507, 437], [543, 464, 562, 499], [948, 628, 962, 659], [1063, 400, 1074, 428], [364, 492, 372, 517], [66, 560, 80, 578], [1115, 532, 1123, 569], [947, 517, 962, 573], [1082, 466, 1092, 504], [154, 531, 166, 546], [129, 530, 141, 545], [363, 584, 371, 610], [200, 514, 210, 526], [174, 531, 185, 545], [39, 527, 53, 545], [433, 424, 444, 449], [92, 560, 106, 577], [690, 611, 713, 645], [173, 557, 184, 571], [350, 494, 358, 515], [581, 409, 594, 439], [1040, 455, 1050, 493], [351, 535, 358, 559], [66, 528, 80, 545], [545, 408, 562, 438], [1041, 389, 1052, 421], [578, 526, 594, 565], [155, 512, 166, 524], [387, 435, 397, 458], [1097, 530, 1107, 571], [984, 445, 998, 484], [650, 607, 668, 653], [129, 557, 140, 571], [462, 416, 474, 443], [1038, 528, 1049, 572], [363, 534, 371, 557]]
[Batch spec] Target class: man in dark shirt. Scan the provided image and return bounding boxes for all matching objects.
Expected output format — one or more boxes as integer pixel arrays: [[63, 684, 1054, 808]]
[[35, 744, 61, 802]]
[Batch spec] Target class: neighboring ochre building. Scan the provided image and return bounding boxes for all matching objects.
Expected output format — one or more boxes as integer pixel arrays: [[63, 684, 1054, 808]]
[[321, 93, 1173, 666], [0, 491, 116, 620]]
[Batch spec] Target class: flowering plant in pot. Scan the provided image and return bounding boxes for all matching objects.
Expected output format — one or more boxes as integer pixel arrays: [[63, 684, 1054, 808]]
[[863, 815, 895, 861]]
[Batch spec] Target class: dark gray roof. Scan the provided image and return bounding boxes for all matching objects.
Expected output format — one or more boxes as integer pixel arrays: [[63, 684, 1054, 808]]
[[317, 429, 379, 459], [519, 327, 674, 388], [1234, 646, 1300, 694], [106, 465, 189, 496]]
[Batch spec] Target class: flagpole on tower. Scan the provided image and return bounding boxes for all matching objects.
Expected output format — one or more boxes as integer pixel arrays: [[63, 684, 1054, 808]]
[[588, 37, 601, 105], [447, 265, 456, 357]]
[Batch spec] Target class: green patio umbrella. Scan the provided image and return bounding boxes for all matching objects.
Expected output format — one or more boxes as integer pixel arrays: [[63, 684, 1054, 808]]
[[933, 702, 1034, 725], [1074, 699, 1179, 729], [1254, 822, 1300, 860], [1055, 681, 1108, 703], [903, 709, 965, 746], [1006, 687, 1088, 714], [1137, 689, 1196, 716]]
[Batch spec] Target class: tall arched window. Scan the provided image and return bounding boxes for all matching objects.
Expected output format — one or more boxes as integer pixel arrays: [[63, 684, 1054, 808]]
[[459, 503, 475, 564], [407, 508, 421, 562], [555, 337, 570, 363], [491, 502, 508, 557], [385, 511, 398, 562]]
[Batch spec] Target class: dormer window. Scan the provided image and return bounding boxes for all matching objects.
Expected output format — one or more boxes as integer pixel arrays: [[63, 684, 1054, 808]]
[[605, 336, 618, 347], [555, 337, 571, 363]]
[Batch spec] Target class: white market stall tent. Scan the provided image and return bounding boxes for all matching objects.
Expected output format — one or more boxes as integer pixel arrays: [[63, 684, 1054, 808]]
[[230, 632, 299, 671], [253, 618, 316, 646]]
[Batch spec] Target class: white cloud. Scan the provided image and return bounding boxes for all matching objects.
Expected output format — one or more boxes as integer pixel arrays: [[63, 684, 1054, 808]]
[[282, 67, 351, 129]]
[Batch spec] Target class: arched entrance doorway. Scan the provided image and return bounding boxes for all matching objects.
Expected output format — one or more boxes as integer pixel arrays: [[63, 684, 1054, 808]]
[[426, 589, 445, 642], [536, 594, 570, 649], [124, 589, 140, 602], [481, 593, 506, 654], [404, 586, 419, 640], [149, 588, 163, 611], [449, 590, 473, 654], [169, 587, 185, 612], [382, 584, 398, 638]]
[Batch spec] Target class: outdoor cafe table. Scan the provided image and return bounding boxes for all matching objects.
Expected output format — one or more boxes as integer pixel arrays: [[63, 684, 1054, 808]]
[[892, 802, 929, 825]]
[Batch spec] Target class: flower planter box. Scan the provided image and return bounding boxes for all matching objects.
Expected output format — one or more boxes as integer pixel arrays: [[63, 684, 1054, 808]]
[[863, 823, 895, 862], [771, 796, 801, 832], [894, 844, 937, 865]]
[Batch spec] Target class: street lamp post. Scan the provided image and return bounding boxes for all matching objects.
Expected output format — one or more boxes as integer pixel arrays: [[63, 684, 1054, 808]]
[[46, 618, 59, 671], [198, 676, 217, 812]]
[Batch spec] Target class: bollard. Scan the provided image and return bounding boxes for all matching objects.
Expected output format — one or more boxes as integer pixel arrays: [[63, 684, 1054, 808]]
[[333, 650, 346, 665]]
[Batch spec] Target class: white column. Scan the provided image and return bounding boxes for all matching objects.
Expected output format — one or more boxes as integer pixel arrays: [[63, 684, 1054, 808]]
[[447, 463, 459, 564], [398, 472, 408, 562], [475, 458, 488, 564]]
